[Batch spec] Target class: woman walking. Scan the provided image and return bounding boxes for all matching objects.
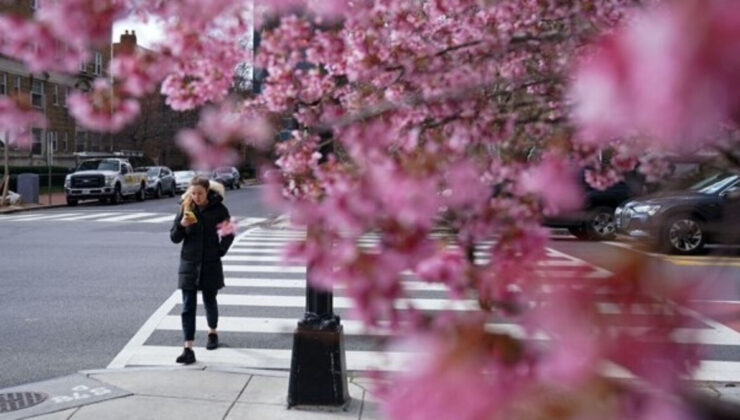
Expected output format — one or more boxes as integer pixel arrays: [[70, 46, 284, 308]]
[[170, 175, 234, 364]]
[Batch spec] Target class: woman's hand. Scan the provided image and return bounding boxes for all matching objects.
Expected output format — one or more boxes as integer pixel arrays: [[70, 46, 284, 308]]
[[181, 210, 197, 227]]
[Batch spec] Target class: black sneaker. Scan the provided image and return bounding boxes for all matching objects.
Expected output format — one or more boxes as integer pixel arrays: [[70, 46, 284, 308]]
[[176, 347, 196, 364], [206, 333, 219, 350]]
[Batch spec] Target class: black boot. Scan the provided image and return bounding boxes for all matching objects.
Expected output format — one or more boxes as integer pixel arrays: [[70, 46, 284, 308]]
[[206, 333, 219, 350], [176, 347, 196, 364]]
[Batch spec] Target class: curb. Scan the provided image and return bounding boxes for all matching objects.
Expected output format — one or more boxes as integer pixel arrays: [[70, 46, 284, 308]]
[[0, 203, 67, 215]]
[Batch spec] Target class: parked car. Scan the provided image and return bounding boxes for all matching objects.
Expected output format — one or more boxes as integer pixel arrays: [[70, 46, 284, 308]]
[[545, 172, 647, 240], [616, 172, 740, 254], [213, 166, 241, 190], [174, 170, 196, 193], [145, 166, 176, 198], [65, 158, 147, 206]]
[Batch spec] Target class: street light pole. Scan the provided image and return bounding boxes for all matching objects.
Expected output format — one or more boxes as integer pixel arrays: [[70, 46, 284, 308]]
[[1, 131, 9, 207], [287, 135, 349, 409]]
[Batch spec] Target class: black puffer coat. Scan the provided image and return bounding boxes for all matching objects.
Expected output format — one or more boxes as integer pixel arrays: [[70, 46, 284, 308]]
[[170, 188, 235, 291]]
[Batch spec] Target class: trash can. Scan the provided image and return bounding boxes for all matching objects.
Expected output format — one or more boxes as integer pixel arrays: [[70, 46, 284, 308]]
[[17, 173, 39, 204]]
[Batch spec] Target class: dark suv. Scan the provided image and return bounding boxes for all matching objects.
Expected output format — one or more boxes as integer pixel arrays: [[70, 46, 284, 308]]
[[616, 172, 740, 254], [545, 172, 647, 241], [213, 167, 241, 190]]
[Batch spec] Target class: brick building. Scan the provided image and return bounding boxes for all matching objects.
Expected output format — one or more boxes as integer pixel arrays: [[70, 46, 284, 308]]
[[110, 30, 195, 169], [0, 0, 113, 168]]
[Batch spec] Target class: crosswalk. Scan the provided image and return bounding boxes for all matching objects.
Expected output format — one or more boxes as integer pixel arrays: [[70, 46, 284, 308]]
[[108, 224, 740, 382], [0, 210, 267, 227]]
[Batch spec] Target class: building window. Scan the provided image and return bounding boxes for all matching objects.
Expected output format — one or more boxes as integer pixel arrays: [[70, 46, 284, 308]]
[[64, 86, 70, 107], [0, 74, 6, 96], [76, 131, 86, 152], [61, 132, 68, 152], [31, 0, 39, 10], [52, 84, 59, 105], [94, 51, 102, 75], [31, 79, 44, 108], [32, 128, 43, 155], [14, 76, 21, 94], [80, 60, 87, 73]]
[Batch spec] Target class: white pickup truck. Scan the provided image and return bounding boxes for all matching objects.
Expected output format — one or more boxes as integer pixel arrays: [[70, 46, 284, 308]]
[[64, 158, 148, 206]]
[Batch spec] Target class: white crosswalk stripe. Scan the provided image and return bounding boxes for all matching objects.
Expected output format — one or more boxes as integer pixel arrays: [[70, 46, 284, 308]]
[[0, 210, 267, 227], [108, 225, 740, 381]]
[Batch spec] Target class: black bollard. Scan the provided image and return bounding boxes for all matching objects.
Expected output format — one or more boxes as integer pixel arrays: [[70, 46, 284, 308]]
[[287, 256, 350, 408]]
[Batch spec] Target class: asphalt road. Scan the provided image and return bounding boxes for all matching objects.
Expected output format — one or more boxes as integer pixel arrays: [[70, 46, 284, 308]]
[[2, 187, 740, 387], [0, 185, 273, 388]]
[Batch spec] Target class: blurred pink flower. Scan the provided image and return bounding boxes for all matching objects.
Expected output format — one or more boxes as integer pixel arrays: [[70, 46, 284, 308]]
[[442, 161, 490, 211], [36, 0, 127, 47], [571, 0, 740, 149], [110, 51, 175, 98], [0, 96, 47, 148], [199, 102, 273, 150], [175, 129, 240, 171], [0, 14, 87, 73], [67, 79, 140, 133], [216, 217, 238, 238], [520, 156, 583, 215], [415, 249, 467, 298]]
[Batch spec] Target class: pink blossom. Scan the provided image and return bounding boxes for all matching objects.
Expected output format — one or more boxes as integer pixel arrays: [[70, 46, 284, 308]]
[[216, 217, 238, 238], [442, 161, 490, 212], [519, 156, 583, 215], [571, 0, 740, 150], [110, 51, 175, 98], [36, 0, 127, 47], [175, 129, 240, 171], [161, 70, 230, 111], [0, 14, 87, 73], [415, 249, 467, 298], [198, 101, 273, 150], [67, 79, 140, 133], [0, 96, 47, 148], [584, 167, 622, 191]]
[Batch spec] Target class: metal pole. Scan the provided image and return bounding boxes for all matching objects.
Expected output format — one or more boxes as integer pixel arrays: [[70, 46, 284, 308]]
[[287, 135, 349, 409], [47, 134, 52, 205], [1, 131, 9, 207]]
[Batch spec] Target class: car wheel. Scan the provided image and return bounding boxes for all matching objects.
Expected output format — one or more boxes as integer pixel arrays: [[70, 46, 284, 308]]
[[568, 227, 590, 240], [169, 182, 176, 197], [585, 207, 616, 241], [235, 179, 241, 189], [660, 215, 706, 255], [136, 183, 146, 201], [111, 184, 123, 205], [155, 184, 162, 199], [66, 198, 78, 206]]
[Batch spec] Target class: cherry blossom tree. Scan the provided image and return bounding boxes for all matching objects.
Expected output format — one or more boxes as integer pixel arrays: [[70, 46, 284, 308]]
[[2, 0, 739, 418]]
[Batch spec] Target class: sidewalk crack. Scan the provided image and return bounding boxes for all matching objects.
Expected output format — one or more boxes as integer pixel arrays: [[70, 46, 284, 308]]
[[222, 375, 252, 420]]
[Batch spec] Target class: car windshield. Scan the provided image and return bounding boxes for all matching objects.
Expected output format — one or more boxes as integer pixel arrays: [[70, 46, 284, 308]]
[[175, 171, 194, 179], [146, 168, 160, 176], [77, 160, 119, 171], [216, 168, 231, 174], [695, 174, 740, 194]]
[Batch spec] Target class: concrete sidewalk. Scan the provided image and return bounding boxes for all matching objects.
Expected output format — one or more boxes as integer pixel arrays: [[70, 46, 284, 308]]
[[0, 191, 67, 214], [0, 367, 382, 420], [3, 365, 740, 420]]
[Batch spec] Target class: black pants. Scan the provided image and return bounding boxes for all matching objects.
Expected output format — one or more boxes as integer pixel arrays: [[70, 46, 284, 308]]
[[181, 289, 218, 342]]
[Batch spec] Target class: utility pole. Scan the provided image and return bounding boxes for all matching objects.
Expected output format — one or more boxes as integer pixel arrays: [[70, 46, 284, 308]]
[[1, 131, 9, 207], [287, 134, 349, 409], [47, 133, 53, 205]]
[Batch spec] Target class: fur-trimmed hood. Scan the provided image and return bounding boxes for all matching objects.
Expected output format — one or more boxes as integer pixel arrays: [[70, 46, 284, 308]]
[[180, 180, 225, 201]]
